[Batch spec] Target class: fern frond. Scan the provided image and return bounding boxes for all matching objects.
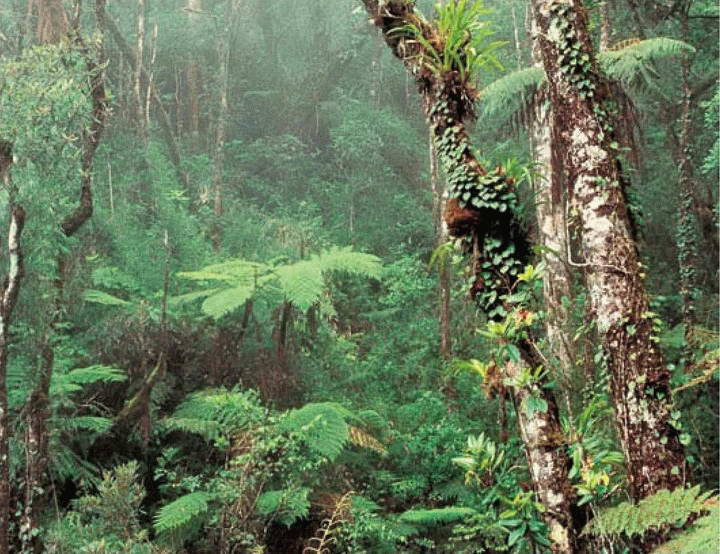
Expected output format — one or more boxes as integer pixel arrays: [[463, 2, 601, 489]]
[[303, 491, 354, 554], [398, 506, 477, 527], [599, 38, 695, 89], [82, 289, 131, 307], [348, 426, 386, 455], [256, 487, 311, 527], [62, 416, 114, 434], [317, 246, 382, 279], [154, 491, 215, 535], [654, 502, 719, 553], [275, 259, 324, 312], [280, 403, 350, 461], [161, 388, 263, 440], [584, 486, 714, 538], [200, 285, 254, 319], [480, 66, 545, 121]]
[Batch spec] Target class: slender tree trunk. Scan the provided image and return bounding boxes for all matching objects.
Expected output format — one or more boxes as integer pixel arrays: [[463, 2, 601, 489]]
[[430, 132, 452, 359], [360, 3, 579, 550], [530, 0, 687, 501], [676, 8, 700, 347], [0, 143, 26, 554], [599, 1, 612, 50], [135, 0, 146, 143], [105, 14, 190, 193], [186, 0, 202, 135], [210, 0, 236, 250], [22, 4, 108, 548]]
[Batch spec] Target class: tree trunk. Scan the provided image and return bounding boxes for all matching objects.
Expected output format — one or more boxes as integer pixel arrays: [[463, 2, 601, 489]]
[[34, 0, 68, 44], [530, 0, 687, 501], [675, 8, 700, 346], [429, 131, 452, 359], [0, 143, 26, 554], [360, 3, 579, 550], [105, 14, 190, 194], [186, 0, 202, 135], [210, 0, 236, 250], [135, 0, 147, 143]]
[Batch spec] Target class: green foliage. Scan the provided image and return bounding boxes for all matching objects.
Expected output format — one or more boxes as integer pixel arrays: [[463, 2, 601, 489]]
[[654, 503, 720, 553], [153, 491, 216, 536], [398, 506, 476, 526], [600, 38, 696, 90], [45, 462, 163, 554], [480, 67, 545, 121], [178, 246, 381, 317], [584, 486, 715, 538], [279, 402, 350, 460], [256, 487, 311, 527], [397, 0, 504, 82], [161, 388, 265, 441]]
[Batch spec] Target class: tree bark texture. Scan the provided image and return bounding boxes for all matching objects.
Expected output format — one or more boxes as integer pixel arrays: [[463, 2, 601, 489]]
[[530, 0, 687, 500]]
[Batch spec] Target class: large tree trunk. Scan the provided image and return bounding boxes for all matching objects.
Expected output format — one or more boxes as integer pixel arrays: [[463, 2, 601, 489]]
[[360, 2, 579, 551], [530, 0, 687, 501], [0, 143, 26, 554], [22, 3, 108, 549]]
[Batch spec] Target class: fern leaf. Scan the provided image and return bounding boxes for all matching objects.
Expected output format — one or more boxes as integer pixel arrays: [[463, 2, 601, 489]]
[[317, 246, 382, 279], [64, 365, 127, 384], [162, 388, 263, 440], [275, 259, 324, 311], [584, 486, 713, 538], [82, 289, 130, 307], [599, 38, 695, 89], [348, 426, 386, 455], [398, 506, 477, 527], [480, 66, 545, 121], [654, 503, 720, 554], [256, 487, 311, 527], [201, 285, 254, 319], [169, 288, 221, 306], [154, 491, 215, 535], [62, 416, 113, 434], [280, 403, 350, 460]]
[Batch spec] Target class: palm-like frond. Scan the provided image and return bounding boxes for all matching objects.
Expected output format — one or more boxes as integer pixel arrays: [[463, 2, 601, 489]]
[[480, 66, 545, 122], [599, 37, 695, 90], [154, 491, 216, 536]]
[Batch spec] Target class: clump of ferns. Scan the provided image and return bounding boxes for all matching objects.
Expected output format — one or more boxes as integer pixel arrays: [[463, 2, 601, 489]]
[[391, 0, 504, 86], [303, 491, 354, 554]]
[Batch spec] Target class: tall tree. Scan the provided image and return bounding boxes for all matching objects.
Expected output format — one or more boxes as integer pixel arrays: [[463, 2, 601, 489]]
[[0, 142, 26, 554], [360, 2, 580, 550], [530, 0, 687, 501], [22, 2, 109, 548]]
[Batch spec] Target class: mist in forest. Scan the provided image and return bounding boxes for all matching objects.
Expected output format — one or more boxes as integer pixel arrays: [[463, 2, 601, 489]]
[[0, 0, 717, 553]]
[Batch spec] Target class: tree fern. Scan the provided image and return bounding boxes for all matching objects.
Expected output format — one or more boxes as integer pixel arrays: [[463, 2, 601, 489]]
[[154, 491, 216, 536], [584, 486, 714, 538], [177, 247, 380, 318]]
